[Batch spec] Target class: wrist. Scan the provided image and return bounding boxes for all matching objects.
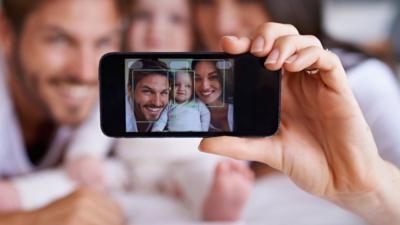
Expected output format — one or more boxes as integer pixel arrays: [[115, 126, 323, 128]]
[[333, 161, 400, 225]]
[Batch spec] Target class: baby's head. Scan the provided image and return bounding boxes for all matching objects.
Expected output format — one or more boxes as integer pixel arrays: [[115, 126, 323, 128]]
[[174, 71, 193, 104], [127, 0, 193, 52]]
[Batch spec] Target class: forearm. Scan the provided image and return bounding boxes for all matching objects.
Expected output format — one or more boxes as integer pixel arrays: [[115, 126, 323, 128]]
[[0, 181, 21, 212], [336, 161, 400, 225], [0, 211, 34, 225]]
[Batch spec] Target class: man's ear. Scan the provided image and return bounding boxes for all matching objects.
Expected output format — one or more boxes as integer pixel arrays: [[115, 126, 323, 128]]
[[0, 10, 16, 59]]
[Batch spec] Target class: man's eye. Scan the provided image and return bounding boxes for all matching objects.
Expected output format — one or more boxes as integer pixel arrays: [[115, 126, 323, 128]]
[[142, 90, 151, 94], [46, 34, 70, 46]]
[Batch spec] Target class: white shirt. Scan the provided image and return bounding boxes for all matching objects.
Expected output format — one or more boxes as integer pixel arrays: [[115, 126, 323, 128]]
[[152, 100, 210, 132], [0, 57, 77, 210], [0, 60, 74, 177], [348, 58, 400, 166]]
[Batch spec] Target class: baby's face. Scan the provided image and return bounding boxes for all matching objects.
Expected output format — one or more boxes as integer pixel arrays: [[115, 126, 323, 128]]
[[174, 72, 193, 103], [127, 0, 193, 52]]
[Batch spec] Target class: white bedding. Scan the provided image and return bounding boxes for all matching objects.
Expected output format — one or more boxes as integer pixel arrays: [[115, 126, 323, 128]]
[[113, 174, 368, 225]]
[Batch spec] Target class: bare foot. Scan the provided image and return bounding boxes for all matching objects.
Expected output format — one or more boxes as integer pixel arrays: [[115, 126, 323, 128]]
[[202, 160, 255, 221]]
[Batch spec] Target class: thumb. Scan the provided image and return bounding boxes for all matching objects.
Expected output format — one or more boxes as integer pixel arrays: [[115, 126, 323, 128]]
[[199, 136, 284, 170], [221, 36, 252, 54]]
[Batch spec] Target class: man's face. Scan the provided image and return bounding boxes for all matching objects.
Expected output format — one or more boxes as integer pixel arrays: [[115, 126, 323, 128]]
[[8, 0, 122, 125], [133, 74, 169, 122]]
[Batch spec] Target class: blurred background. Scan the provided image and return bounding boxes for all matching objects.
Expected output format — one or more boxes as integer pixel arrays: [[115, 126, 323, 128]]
[[0, 0, 399, 225], [0, 0, 398, 71], [324, 0, 400, 74]]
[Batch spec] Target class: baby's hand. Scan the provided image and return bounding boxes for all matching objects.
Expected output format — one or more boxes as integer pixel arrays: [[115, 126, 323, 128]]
[[66, 155, 107, 193]]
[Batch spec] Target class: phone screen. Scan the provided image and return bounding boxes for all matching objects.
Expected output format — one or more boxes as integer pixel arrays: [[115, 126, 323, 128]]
[[125, 58, 234, 133], [100, 52, 280, 137]]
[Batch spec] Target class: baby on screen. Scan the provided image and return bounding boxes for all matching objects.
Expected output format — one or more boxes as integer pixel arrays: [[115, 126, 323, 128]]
[[152, 70, 210, 132]]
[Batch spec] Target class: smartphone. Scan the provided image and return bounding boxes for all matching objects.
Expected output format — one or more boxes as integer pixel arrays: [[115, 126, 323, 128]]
[[99, 52, 281, 137]]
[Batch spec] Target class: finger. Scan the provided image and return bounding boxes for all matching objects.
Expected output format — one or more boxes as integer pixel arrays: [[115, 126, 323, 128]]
[[283, 47, 349, 91], [221, 36, 252, 55], [199, 136, 285, 171], [250, 22, 300, 57], [264, 35, 323, 71]]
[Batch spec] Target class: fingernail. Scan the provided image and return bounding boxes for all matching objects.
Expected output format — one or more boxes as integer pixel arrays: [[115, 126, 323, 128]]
[[265, 49, 280, 64], [285, 54, 298, 64], [251, 36, 265, 53], [224, 36, 238, 42]]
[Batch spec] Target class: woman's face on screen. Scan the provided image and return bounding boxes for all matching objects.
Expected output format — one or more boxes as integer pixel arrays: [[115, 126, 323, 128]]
[[194, 61, 223, 106], [195, 0, 268, 51], [127, 0, 193, 52]]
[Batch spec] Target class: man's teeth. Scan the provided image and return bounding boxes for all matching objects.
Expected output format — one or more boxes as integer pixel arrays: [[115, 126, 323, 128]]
[[61, 84, 91, 98], [147, 107, 161, 112]]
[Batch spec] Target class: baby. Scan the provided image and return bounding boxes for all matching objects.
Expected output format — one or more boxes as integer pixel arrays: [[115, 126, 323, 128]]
[[152, 70, 210, 132]]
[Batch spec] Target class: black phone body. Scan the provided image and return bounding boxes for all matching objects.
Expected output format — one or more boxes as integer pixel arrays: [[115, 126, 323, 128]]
[[100, 52, 281, 138]]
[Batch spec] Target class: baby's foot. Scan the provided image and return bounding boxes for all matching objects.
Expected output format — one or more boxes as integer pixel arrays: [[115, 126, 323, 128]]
[[202, 160, 255, 221]]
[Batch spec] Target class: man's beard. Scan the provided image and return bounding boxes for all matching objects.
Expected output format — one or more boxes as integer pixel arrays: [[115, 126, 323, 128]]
[[10, 43, 55, 122]]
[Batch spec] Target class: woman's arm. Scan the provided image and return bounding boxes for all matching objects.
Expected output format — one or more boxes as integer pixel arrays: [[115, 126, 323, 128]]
[[199, 22, 400, 225]]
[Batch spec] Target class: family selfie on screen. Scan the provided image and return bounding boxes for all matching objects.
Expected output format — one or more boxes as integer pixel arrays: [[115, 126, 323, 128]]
[[125, 58, 234, 133]]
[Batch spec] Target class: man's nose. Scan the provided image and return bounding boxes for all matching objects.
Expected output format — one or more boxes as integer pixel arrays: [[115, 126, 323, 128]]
[[151, 94, 162, 107], [70, 47, 97, 83]]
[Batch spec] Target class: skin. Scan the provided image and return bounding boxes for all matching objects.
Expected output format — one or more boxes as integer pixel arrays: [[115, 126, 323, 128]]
[[194, 61, 222, 106], [194, 61, 229, 131], [68, 0, 194, 212], [199, 23, 400, 225], [127, 0, 192, 52], [0, 0, 122, 218], [0, 189, 124, 225], [133, 74, 169, 126], [194, 0, 268, 51], [174, 72, 193, 104]]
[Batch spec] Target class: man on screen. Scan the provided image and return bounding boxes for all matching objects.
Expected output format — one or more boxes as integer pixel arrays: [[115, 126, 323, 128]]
[[126, 59, 170, 132]]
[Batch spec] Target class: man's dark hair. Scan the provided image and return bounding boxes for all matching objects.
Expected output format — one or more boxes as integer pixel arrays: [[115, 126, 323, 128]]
[[1, 0, 129, 35], [128, 59, 170, 90]]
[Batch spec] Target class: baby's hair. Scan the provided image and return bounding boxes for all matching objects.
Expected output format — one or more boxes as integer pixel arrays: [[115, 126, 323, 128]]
[[174, 69, 195, 101]]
